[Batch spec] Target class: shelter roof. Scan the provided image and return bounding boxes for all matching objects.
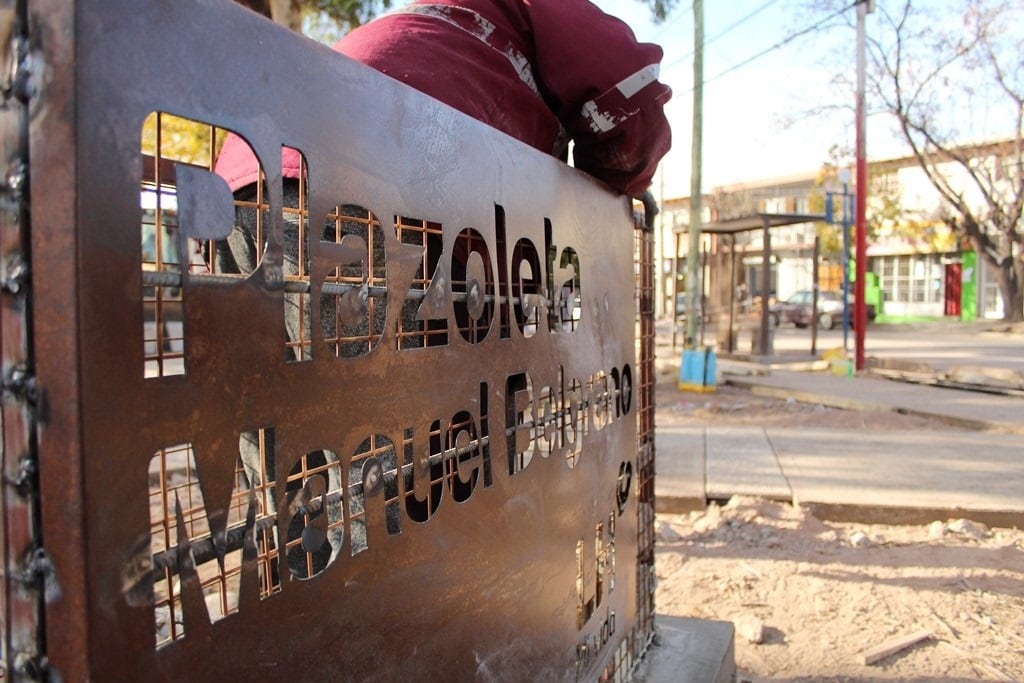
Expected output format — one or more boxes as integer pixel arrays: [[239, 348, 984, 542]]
[[678, 212, 826, 234]]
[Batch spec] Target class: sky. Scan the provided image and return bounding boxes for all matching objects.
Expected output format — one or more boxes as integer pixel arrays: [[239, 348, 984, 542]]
[[590, 0, 912, 200]]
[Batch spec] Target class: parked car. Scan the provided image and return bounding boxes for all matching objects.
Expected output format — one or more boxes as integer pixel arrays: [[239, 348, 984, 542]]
[[769, 290, 875, 330], [767, 291, 812, 327]]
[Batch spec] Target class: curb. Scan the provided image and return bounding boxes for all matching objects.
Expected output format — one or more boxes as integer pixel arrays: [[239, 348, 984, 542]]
[[655, 495, 1024, 529], [722, 376, 1024, 435], [800, 502, 1024, 529]]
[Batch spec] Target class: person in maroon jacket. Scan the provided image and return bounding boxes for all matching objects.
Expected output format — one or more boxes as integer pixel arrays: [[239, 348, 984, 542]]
[[216, 0, 672, 198], [215, 0, 673, 349]]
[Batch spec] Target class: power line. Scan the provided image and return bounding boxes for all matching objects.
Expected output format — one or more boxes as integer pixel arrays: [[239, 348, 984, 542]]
[[702, 2, 854, 87], [662, 0, 781, 68], [650, 0, 696, 42], [662, 1, 855, 90]]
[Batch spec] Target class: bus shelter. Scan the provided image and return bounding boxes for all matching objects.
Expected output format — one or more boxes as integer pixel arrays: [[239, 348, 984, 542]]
[[674, 212, 826, 357]]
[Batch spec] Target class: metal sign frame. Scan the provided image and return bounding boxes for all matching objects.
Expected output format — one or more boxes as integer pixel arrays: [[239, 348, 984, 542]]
[[1, 0, 658, 680]]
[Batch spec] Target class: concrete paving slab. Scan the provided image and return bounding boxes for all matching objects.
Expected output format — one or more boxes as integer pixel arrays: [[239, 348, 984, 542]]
[[768, 427, 1024, 525], [635, 616, 736, 683], [706, 427, 791, 501], [657, 329, 1024, 524], [727, 370, 1024, 433], [655, 425, 706, 512]]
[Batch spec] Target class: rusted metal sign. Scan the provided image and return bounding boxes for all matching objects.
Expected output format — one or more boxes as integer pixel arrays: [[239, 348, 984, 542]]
[[3, 0, 656, 680]]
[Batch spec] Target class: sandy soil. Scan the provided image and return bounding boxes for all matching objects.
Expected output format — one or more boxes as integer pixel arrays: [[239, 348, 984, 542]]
[[653, 382, 1024, 682]]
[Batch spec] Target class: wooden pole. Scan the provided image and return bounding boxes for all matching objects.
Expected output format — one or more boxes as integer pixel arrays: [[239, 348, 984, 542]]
[[760, 217, 771, 355], [728, 236, 736, 353], [685, 0, 704, 348]]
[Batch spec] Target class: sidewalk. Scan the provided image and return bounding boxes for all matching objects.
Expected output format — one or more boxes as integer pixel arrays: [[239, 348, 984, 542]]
[[654, 360, 1024, 528], [644, 328, 1024, 681], [725, 363, 1024, 433]]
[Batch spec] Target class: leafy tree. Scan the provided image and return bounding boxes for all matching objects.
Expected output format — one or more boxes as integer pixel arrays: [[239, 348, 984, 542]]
[[141, 113, 226, 168], [641, 0, 681, 23], [813, 148, 907, 255], [875, 1, 1024, 321], [806, 0, 1024, 321], [811, 148, 854, 259]]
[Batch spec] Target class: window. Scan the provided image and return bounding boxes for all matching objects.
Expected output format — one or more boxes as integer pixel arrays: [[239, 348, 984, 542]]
[[872, 254, 945, 305]]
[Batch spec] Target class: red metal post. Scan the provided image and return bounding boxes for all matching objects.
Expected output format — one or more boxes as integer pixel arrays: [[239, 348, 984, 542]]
[[854, 0, 870, 370]]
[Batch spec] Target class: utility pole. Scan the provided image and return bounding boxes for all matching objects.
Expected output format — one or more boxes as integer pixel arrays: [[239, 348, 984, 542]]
[[685, 0, 703, 348], [854, 0, 873, 370]]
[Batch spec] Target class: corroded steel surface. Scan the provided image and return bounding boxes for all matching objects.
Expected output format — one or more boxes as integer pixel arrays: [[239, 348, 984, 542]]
[[2, 1, 47, 678], [18, 0, 655, 680]]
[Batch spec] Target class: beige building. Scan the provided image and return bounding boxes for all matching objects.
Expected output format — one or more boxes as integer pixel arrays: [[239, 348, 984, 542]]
[[658, 139, 1019, 326]]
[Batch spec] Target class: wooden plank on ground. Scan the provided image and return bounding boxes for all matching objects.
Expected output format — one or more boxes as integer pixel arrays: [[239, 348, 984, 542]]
[[861, 629, 933, 665]]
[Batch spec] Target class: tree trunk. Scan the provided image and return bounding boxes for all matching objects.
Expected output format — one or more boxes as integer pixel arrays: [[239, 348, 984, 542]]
[[268, 0, 302, 31], [233, 0, 272, 18], [1011, 258, 1024, 322], [991, 258, 1024, 323]]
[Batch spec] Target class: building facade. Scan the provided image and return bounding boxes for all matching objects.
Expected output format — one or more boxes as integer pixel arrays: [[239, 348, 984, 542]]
[[659, 140, 1020, 324]]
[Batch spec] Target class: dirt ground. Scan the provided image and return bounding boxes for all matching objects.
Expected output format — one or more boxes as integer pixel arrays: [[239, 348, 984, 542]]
[[653, 382, 1024, 682]]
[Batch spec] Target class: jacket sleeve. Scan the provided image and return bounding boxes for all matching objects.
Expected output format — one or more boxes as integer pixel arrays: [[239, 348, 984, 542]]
[[523, 0, 672, 198]]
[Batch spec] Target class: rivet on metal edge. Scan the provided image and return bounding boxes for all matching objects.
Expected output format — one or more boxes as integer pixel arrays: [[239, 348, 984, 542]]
[[10, 41, 36, 103], [9, 450, 37, 497], [3, 363, 38, 405], [13, 652, 57, 682], [3, 254, 28, 294], [1, 160, 27, 202], [22, 546, 61, 603]]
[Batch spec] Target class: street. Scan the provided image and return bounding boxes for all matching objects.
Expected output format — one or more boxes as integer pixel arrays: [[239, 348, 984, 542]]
[[668, 318, 1024, 375]]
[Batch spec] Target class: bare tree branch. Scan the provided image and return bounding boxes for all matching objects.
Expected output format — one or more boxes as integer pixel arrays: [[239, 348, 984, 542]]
[[858, 0, 1024, 320]]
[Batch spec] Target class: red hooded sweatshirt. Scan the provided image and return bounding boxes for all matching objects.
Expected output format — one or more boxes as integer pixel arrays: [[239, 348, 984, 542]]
[[215, 0, 671, 198]]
